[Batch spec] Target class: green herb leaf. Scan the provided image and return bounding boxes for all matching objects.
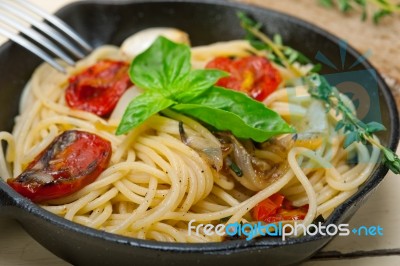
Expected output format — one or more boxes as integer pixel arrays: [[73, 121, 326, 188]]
[[227, 157, 243, 177], [338, 0, 352, 12], [309, 63, 323, 73], [129, 36, 191, 93], [173, 86, 295, 142], [354, 0, 366, 6], [383, 147, 395, 161], [116, 92, 175, 135], [273, 34, 283, 46], [373, 9, 391, 24], [118, 36, 293, 142], [237, 12, 399, 175], [319, 0, 334, 8], [344, 131, 358, 148], [335, 120, 345, 131], [173, 69, 228, 102], [382, 148, 400, 174], [319, 0, 399, 23], [237, 11, 259, 28], [237, 12, 320, 74], [355, 0, 368, 20], [305, 73, 400, 175], [366, 121, 386, 133], [249, 39, 269, 51]]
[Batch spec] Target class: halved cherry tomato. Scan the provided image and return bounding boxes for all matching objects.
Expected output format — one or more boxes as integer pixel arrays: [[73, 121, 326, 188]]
[[252, 193, 308, 223], [205, 56, 282, 101], [7, 130, 112, 203], [65, 60, 132, 117], [252, 193, 285, 222]]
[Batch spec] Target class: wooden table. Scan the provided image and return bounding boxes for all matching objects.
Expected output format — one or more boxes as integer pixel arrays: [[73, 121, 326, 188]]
[[1, 0, 399, 265]]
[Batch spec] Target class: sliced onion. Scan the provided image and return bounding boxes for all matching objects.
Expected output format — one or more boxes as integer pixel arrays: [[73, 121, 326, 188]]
[[109, 86, 143, 122], [188, 136, 223, 171], [229, 134, 292, 191], [229, 136, 260, 191], [179, 123, 223, 171]]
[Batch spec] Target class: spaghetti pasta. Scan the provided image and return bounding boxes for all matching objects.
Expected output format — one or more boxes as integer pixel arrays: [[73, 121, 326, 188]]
[[0, 31, 379, 243]]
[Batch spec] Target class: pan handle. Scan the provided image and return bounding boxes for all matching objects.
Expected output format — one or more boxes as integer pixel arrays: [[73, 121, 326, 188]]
[[0, 182, 18, 218]]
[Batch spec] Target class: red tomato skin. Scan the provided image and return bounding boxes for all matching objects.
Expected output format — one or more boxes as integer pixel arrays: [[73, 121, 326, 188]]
[[252, 194, 308, 223], [7, 130, 112, 203], [252, 193, 284, 222], [65, 60, 132, 117], [205, 56, 282, 101]]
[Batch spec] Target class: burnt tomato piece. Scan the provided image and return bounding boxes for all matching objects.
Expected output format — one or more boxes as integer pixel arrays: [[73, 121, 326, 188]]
[[7, 130, 112, 202]]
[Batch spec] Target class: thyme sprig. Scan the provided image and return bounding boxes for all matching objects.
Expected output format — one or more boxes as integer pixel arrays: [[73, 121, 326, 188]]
[[306, 74, 400, 173], [237, 12, 321, 77], [237, 12, 400, 174], [319, 0, 400, 23]]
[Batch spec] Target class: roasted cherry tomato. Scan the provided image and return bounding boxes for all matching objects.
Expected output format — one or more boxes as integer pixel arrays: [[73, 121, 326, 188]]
[[252, 193, 308, 223], [7, 130, 112, 203], [252, 193, 284, 222], [65, 60, 132, 117], [205, 56, 282, 101]]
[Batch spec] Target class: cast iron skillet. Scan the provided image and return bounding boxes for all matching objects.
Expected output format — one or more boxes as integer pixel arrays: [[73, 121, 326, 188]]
[[0, 0, 398, 265]]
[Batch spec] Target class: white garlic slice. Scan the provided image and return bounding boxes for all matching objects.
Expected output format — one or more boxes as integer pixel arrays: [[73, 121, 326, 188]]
[[121, 27, 190, 58]]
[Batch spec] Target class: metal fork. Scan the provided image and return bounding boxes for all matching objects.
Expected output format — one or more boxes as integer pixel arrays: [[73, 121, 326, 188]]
[[0, 0, 92, 73]]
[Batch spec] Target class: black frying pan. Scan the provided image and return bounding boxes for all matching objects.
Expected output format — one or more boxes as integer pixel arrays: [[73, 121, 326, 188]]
[[0, 1, 398, 265]]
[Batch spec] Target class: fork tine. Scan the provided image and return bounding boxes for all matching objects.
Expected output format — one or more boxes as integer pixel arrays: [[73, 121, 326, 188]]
[[15, 0, 92, 52], [0, 12, 75, 66], [0, 1, 86, 58], [0, 27, 66, 73]]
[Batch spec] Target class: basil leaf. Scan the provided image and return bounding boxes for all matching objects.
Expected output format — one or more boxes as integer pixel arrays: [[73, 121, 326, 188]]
[[129, 36, 191, 93], [116, 92, 175, 135], [172, 87, 294, 142], [174, 69, 228, 102], [118, 36, 295, 143]]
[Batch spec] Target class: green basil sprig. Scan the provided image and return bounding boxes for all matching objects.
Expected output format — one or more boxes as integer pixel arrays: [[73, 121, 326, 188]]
[[116, 36, 295, 142]]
